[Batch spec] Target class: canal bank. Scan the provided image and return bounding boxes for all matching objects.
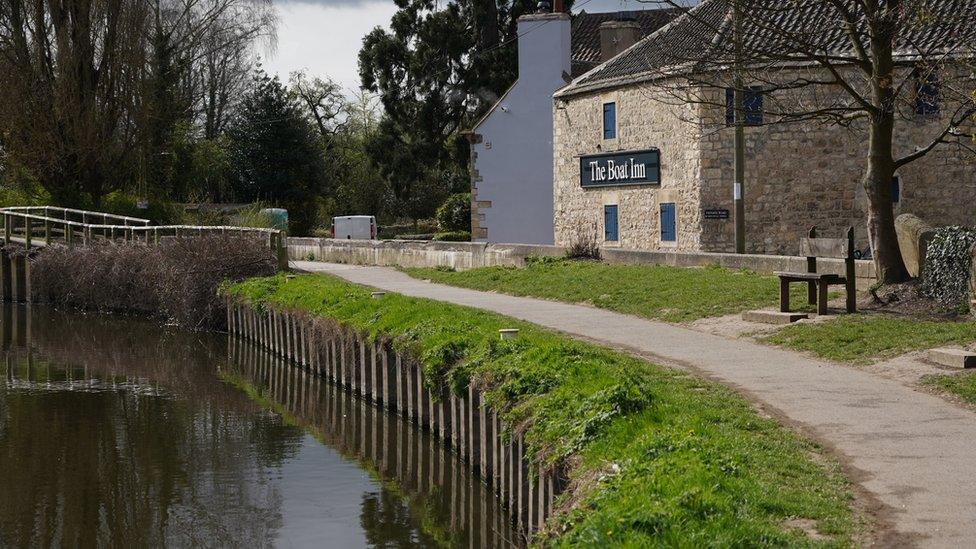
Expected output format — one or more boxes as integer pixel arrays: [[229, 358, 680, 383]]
[[0, 304, 512, 547], [223, 274, 863, 546]]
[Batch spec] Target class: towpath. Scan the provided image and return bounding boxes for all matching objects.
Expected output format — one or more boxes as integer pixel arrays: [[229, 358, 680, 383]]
[[293, 260, 976, 547]]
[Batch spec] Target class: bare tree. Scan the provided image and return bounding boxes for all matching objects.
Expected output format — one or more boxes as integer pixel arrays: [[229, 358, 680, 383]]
[[0, 0, 275, 205], [608, 0, 976, 282], [0, 0, 150, 205], [289, 71, 348, 149]]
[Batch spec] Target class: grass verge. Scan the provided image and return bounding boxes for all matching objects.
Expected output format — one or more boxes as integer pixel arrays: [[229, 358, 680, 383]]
[[403, 258, 823, 322], [921, 373, 976, 404], [225, 274, 861, 546], [759, 315, 976, 363]]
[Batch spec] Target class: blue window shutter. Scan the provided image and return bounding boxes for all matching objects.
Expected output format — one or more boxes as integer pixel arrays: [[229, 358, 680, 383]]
[[604, 205, 618, 241], [660, 203, 676, 242], [745, 88, 763, 125], [603, 103, 616, 139], [892, 176, 901, 203], [727, 87, 763, 126], [915, 74, 939, 115]]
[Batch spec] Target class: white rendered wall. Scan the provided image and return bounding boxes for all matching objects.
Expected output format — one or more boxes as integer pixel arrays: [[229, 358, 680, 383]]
[[471, 13, 571, 245]]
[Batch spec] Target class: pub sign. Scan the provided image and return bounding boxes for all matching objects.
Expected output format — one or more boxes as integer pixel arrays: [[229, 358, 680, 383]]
[[580, 149, 660, 188]]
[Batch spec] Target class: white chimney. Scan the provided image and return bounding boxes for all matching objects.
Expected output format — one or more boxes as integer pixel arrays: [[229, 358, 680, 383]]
[[516, 11, 572, 83]]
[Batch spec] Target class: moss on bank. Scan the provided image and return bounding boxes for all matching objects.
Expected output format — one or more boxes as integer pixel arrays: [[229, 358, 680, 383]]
[[225, 274, 862, 546]]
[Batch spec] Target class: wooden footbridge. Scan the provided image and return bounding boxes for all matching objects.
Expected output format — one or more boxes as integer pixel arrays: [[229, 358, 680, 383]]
[[0, 206, 288, 301]]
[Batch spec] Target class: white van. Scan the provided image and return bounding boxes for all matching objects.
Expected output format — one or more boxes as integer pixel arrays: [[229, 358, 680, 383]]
[[332, 215, 377, 240]]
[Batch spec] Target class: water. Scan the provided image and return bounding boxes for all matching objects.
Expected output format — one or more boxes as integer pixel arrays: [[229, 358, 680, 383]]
[[0, 305, 520, 548]]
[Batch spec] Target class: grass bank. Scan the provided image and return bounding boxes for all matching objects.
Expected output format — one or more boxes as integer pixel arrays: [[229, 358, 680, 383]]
[[759, 315, 976, 363], [404, 259, 819, 322], [226, 274, 862, 546], [922, 373, 976, 404]]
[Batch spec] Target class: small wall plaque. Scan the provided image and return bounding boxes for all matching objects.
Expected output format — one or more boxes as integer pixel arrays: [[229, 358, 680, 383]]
[[704, 208, 730, 220]]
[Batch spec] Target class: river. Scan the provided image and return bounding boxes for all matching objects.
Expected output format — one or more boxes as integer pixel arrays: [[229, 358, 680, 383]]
[[0, 305, 520, 548]]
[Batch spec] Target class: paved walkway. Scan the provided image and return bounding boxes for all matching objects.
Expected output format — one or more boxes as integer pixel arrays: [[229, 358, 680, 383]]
[[294, 261, 976, 547]]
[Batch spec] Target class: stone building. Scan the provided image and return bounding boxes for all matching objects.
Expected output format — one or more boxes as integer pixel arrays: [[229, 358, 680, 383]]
[[469, 7, 677, 245], [553, 0, 976, 255]]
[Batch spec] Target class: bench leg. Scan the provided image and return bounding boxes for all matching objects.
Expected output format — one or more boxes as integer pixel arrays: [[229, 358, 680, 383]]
[[818, 281, 829, 316], [779, 278, 790, 313], [846, 281, 856, 313], [807, 281, 816, 305]]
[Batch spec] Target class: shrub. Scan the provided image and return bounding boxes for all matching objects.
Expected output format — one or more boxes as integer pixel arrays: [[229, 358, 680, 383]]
[[30, 235, 278, 328], [432, 231, 471, 242], [435, 193, 471, 232], [565, 222, 601, 260], [921, 226, 976, 310]]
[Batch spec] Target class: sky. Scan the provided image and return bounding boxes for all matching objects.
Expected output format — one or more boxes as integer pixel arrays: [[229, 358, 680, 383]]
[[263, 0, 659, 96]]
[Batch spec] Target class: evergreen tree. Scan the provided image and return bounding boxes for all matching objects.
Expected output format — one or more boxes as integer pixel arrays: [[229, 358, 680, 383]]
[[227, 71, 328, 235], [358, 0, 548, 221]]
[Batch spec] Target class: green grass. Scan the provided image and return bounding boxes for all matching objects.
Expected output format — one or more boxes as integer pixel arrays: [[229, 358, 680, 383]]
[[922, 372, 976, 404], [760, 315, 976, 363], [404, 259, 823, 322], [226, 274, 861, 546]]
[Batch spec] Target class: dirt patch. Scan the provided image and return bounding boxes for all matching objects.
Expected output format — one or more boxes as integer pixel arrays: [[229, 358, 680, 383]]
[[690, 308, 839, 339], [783, 518, 827, 541], [859, 280, 969, 320]]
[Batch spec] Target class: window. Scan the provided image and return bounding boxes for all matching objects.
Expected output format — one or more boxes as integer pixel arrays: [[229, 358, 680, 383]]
[[660, 202, 676, 242], [725, 87, 763, 126], [892, 175, 901, 204], [604, 205, 618, 242], [915, 73, 939, 116], [603, 102, 616, 139]]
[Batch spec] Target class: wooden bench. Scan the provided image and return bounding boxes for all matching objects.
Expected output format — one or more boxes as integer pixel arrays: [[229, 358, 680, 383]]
[[774, 226, 857, 315]]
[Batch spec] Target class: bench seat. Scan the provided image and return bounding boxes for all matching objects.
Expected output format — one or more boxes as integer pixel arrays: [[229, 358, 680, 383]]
[[774, 271, 846, 283]]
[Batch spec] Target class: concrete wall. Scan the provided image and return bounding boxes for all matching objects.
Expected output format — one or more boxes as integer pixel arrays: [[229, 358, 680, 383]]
[[287, 237, 876, 278], [469, 13, 571, 246], [288, 237, 566, 270]]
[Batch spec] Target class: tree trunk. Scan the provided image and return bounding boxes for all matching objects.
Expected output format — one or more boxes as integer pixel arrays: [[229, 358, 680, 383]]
[[863, 114, 910, 284], [864, 14, 910, 285]]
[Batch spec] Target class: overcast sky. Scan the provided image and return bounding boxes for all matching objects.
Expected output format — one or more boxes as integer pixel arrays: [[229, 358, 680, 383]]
[[263, 0, 660, 95]]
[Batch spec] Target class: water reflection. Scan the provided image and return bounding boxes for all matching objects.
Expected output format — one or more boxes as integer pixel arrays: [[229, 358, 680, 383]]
[[225, 334, 523, 548], [0, 305, 518, 547]]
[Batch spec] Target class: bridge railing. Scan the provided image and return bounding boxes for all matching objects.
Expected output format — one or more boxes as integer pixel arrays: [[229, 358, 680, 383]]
[[1, 206, 151, 227], [0, 209, 288, 270]]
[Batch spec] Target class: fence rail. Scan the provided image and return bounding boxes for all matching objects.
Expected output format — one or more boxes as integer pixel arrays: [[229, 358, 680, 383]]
[[0, 207, 287, 269], [1, 206, 152, 226]]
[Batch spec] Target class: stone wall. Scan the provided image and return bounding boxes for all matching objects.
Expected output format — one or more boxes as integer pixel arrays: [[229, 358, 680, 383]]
[[697, 84, 976, 255], [287, 237, 876, 278], [554, 69, 976, 256], [553, 84, 707, 251]]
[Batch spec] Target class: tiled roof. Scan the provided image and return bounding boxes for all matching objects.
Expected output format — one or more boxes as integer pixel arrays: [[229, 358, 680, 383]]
[[563, 0, 976, 95], [570, 9, 682, 75]]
